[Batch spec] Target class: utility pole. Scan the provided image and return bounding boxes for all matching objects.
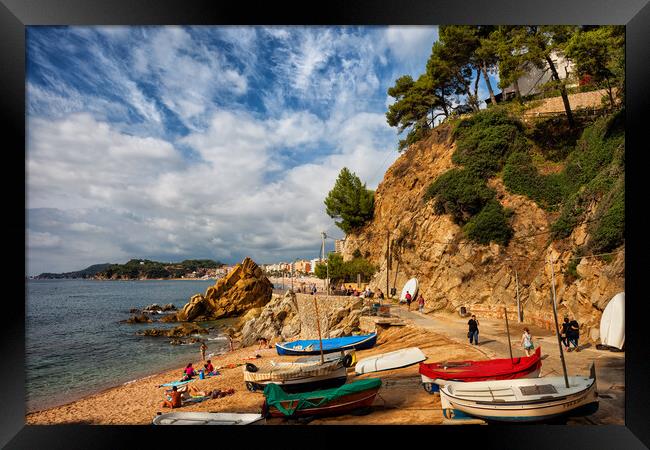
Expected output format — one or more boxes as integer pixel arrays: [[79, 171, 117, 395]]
[[321, 231, 329, 296], [515, 268, 521, 323], [386, 230, 390, 302]]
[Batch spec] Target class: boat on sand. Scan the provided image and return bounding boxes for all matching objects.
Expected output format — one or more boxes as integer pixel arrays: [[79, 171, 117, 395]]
[[439, 364, 598, 422], [243, 357, 348, 393], [275, 333, 377, 356], [355, 347, 426, 375], [153, 412, 264, 425], [419, 347, 542, 393], [262, 378, 382, 418]]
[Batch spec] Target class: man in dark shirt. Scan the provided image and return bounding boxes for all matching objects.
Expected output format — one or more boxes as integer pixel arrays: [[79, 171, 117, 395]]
[[468, 315, 479, 345], [566, 318, 580, 352]]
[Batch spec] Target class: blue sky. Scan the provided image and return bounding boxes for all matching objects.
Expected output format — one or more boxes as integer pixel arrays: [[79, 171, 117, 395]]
[[26, 26, 500, 275]]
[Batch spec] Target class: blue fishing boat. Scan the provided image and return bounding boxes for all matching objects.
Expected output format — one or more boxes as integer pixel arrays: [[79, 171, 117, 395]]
[[275, 333, 377, 356]]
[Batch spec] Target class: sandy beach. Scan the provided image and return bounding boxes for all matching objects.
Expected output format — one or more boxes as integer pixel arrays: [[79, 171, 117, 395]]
[[26, 324, 484, 425]]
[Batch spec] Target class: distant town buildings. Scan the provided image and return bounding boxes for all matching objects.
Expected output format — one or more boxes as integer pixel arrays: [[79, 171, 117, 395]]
[[335, 239, 345, 254]]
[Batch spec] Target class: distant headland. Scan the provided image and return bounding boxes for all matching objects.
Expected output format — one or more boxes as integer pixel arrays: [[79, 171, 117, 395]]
[[32, 259, 225, 280]]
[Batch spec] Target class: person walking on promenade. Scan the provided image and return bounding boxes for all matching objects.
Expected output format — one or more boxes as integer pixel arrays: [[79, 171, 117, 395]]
[[200, 341, 207, 361], [417, 294, 425, 313], [567, 317, 581, 352], [405, 291, 412, 310], [468, 315, 479, 345], [521, 327, 535, 356]]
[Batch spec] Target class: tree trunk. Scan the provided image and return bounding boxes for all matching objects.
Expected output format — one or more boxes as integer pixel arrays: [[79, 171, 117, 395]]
[[545, 54, 575, 128], [481, 62, 497, 105], [472, 69, 482, 111], [513, 79, 522, 100]]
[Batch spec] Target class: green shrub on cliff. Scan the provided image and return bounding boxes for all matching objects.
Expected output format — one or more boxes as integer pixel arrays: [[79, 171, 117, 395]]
[[424, 169, 495, 225], [462, 200, 514, 246], [452, 108, 529, 178]]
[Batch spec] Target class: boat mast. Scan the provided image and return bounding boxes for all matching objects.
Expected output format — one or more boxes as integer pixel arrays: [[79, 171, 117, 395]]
[[504, 306, 513, 363], [313, 295, 325, 364], [549, 255, 570, 388]]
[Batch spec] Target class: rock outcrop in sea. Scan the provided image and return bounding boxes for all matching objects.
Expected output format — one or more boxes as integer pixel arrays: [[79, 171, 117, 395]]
[[174, 257, 273, 322]]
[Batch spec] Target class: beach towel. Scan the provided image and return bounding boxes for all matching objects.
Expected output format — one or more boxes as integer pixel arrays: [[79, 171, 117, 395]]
[[159, 379, 196, 388]]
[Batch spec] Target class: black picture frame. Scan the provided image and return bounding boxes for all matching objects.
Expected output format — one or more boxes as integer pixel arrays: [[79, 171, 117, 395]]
[[3, 0, 649, 448]]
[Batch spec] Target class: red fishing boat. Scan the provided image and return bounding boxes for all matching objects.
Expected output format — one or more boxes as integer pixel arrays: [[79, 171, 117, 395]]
[[419, 347, 542, 393]]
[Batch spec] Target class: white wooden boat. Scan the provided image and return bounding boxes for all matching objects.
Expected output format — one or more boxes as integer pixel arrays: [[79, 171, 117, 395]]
[[244, 359, 348, 393], [439, 364, 598, 422], [355, 347, 427, 375], [399, 278, 418, 303], [270, 350, 356, 368], [152, 412, 264, 425], [600, 292, 624, 350]]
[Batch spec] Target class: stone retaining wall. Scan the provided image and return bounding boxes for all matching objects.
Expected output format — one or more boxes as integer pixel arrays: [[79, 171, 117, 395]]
[[295, 293, 363, 339], [523, 88, 618, 118]]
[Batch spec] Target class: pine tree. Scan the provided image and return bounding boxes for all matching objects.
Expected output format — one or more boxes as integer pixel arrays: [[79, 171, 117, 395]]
[[324, 168, 374, 234]]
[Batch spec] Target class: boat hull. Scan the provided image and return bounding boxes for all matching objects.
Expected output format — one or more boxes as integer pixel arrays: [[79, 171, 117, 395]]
[[276, 333, 377, 356], [355, 347, 427, 375], [245, 367, 348, 393], [152, 412, 264, 425], [421, 367, 541, 394], [440, 373, 598, 422], [263, 386, 380, 418], [419, 347, 542, 389]]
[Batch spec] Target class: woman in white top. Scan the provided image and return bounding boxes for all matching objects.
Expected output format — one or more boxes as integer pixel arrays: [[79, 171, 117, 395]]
[[521, 327, 534, 356]]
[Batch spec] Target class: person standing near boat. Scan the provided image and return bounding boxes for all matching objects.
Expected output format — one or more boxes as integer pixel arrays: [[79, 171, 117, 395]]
[[567, 317, 581, 352], [200, 341, 207, 361], [417, 294, 425, 313], [468, 315, 479, 345], [521, 327, 535, 356], [405, 291, 412, 310]]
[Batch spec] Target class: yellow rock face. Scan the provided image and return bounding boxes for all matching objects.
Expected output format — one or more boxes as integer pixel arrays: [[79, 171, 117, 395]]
[[177, 257, 273, 321]]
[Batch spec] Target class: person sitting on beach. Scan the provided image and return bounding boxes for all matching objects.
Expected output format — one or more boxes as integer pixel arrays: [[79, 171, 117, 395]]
[[257, 337, 269, 350], [161, 385, 182, 409], [181, 363, 197, 381], [203, 360, 216, 375]]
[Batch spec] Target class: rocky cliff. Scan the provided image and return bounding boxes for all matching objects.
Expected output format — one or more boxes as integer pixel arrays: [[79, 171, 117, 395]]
[[343, 124, 624, 343], [174, 257, 273, 321]]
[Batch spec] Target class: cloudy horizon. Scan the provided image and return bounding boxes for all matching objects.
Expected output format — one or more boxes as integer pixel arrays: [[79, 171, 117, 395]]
[[26, 25, 498, 276]]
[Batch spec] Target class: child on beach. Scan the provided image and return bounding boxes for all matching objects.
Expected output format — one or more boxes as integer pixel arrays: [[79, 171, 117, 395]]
[[521, 328, 535, 356], [417, 294, 425, 312]]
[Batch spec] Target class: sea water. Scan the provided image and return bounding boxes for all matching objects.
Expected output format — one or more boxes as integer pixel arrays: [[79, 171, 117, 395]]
[[26, 279, 233, 413]]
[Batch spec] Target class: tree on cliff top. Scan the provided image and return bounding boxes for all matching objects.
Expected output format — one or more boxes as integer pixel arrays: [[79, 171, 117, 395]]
[[324, 168, 374, 234]]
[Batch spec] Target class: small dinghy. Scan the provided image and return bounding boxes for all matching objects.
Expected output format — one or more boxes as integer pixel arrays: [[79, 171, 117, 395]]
[[262, 378, 382, 418], [153, 412, 264, 425], [355, 347, 427, 375], [400, 278, 418, 303], [439, 364, 598, 422], [419, 347, 542, 393], [244, 358, 348, 393], [600, 292, 625, 350], [275, 333, 377, 356]]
